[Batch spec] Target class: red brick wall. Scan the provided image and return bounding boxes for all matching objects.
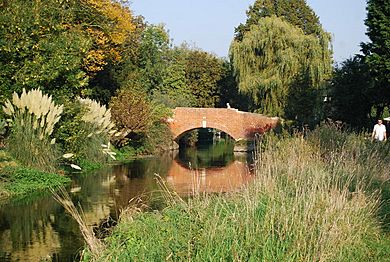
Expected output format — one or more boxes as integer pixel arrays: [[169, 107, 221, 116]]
[[167, 107, 279, 141]]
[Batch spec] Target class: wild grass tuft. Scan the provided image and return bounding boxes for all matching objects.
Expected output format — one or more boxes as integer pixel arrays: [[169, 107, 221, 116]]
[[55, 99, 117, 169], [78, 98, 115, 136]]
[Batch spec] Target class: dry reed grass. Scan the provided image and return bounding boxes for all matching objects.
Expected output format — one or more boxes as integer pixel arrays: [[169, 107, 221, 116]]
[[51, 187, 104, 258]]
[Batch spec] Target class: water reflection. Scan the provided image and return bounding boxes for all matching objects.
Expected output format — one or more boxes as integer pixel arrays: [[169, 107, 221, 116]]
[[0, 143, 253, 261], [167, 159, 253, 195]]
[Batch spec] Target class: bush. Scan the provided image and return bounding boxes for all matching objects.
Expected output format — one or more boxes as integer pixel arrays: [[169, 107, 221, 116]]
[[110, 88, 173, 154], [110, 89, 153, 145]]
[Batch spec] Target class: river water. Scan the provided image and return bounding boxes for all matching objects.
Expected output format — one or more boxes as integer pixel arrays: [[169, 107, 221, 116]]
[[0, 142, 254, 261]]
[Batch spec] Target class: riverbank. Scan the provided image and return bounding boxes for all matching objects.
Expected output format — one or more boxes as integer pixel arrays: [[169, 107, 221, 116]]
[[82, 124, 390, 261], [0, 142, 169, 203], [0, 150, 71, 201]]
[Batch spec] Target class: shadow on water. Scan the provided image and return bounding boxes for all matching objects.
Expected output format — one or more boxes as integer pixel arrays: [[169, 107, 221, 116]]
[[0, 141, 254, 261]]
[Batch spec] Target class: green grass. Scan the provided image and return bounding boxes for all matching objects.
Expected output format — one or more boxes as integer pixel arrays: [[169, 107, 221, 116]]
[[81, 124, 390, 261], [0, 166, 71, 199]]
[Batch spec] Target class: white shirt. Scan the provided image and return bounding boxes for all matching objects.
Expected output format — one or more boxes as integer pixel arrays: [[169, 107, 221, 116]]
[[373, 124, 386, 141]]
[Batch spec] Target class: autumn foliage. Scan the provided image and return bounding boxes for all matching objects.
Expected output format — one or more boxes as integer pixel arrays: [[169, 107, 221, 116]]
[[82, 0, 136, 73]]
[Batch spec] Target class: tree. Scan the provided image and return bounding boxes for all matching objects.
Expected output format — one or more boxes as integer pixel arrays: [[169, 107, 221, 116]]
[[156, 49, 196, 108], [0, 0, 136, 103], [361, 0, 390, 118], [0, 0, 91, 102], [217, 60, 250, 111], [328, 56, 374, 128], [230, 15, 332, 121], [182, 49, 224, 107], [137, 24, 171, 94], [235, 0, 322, 41]]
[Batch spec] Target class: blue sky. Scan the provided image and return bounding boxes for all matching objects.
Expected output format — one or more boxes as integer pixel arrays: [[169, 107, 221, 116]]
[[130, 0, 368, 63]]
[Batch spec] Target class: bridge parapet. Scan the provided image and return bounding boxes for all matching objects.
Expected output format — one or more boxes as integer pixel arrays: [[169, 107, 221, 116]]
[[167, 107, 279, 141]]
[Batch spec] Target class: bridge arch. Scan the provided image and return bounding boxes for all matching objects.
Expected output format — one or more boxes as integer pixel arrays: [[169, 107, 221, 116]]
[[167, 107, 279, 143], [172, 124, 238, 142]]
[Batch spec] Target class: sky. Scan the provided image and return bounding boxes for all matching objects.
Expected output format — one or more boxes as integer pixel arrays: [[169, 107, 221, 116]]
[[130, 0, 369, 63]]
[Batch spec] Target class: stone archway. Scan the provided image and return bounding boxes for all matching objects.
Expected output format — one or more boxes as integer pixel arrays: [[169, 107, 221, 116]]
[[167, 107, 279, 150]]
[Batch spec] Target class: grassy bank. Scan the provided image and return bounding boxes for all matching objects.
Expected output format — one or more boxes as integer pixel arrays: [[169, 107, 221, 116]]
[[80, 125, 389, 261], [0, 151, 71, 201]]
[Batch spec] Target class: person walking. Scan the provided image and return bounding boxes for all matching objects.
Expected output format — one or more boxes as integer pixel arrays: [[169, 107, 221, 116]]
[[372, 119, 387, 142]]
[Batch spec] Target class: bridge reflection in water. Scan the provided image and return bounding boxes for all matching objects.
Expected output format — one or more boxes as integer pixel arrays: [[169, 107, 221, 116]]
[[166, 158, 254, 195]]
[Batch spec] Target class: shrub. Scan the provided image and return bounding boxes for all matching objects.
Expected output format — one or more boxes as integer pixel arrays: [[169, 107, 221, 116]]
[[2, 88, 63, 171], [110, 89, 173, 153], [110, 89, 153, 146]]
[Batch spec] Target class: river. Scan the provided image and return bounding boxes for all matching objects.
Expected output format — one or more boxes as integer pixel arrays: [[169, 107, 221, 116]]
[[0, 142, 254, 261]]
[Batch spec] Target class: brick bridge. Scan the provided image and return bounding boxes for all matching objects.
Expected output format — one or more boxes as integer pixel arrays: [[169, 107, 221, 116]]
[[167, 107, 279, 149]]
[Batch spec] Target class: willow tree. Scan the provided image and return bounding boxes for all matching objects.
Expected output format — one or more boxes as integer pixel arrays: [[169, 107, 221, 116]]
[[235, 0, 322, 41], [230, 15, 332, 122]]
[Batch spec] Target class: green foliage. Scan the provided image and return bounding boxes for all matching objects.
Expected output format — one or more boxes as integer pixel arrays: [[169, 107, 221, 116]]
[[217, 60, 250, 111], [0, 0, 137, 104], [112, 146, 137, 161], [0, 0, 91, 102], [328, 56, 374, 128], [230, 15, 332, 122], [156, 49, 196, 108], [361, 0, 390, 119], [136, 24, 171, 95], [54, 100, 111, 165], [143, 121, 174, 153], [0, 118, 7, 147], [0, 166, 70, 197], [362, 0, 390, 86], [114, 26, 223, 110], [76, 158, 104, 172], [182, 49, 224, 107]]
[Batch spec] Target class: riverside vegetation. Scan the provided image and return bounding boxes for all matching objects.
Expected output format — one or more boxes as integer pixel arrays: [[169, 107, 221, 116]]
[[61, 124, 388, 261], [0, 88, 117, 200]]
